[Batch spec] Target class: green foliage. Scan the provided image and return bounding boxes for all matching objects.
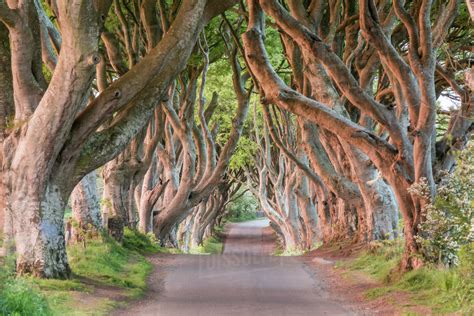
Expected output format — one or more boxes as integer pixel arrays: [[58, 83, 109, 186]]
[[0, 279, 52, 316], [229, 136, 259, 170], [122, 228, 161, 254], [347, 241, 474, 314], [42, 64, 52, 83], [348, 240, 403, 281], [409, 143, 474, 266], [202, 236, 224, 254], [67, 234, 151, 298], [0, 255, 52, 316], [225, 190, 258, 222], [191, 236, 223, 255], [203, 58, 259, 171], [122, 228, 181, 255]]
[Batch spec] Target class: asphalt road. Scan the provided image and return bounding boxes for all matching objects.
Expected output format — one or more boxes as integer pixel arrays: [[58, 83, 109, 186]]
[[116, 219, 353, 315]]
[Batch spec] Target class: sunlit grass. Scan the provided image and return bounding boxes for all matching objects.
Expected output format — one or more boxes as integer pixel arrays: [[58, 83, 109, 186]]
[[345, 241, 474, 314], [0, 229, 173, 315], [190, 236, 223, 255]]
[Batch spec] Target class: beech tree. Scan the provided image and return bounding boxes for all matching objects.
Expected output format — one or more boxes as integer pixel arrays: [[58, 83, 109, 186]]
[[0, 0, 470, 280], [151, 31, 251, 242], [242, 0, 471, 269], [0, 0, 237, 278]]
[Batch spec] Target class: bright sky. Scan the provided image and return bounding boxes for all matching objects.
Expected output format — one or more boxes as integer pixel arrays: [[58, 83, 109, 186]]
[[438, 93, 461, 111]]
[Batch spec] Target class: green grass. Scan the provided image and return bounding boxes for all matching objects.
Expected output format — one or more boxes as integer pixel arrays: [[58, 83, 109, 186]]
[[191, 236, 223, 254], [122, 228, 181, 255], [0, 278, 52, 316], [279, 248, 305, 256], [203, 236, 224, 254], [0, 255, 53, 316], [213, 225, 225, 235], [67, 234, 152, 298], [28, 278, 115, 316], [273, 242, 305, 256], [0, 229, 178, 315], [345, 241, 474, 314], [348, 241, 402, 281]]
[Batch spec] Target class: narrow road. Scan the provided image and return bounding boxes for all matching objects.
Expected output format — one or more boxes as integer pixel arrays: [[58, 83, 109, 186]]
[[116, 219, 353, 315]]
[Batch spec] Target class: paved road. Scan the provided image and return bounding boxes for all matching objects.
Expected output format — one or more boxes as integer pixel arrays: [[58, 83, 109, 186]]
[[116, 219, 353, 315]]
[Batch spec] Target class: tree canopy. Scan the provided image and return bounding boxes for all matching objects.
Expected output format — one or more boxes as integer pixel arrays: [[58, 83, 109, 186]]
[[0, 0, 472, 279]]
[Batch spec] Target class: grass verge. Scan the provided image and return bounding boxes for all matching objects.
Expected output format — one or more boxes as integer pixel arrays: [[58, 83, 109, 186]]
[[190, 236, 224, 255], [67, 233, 152, 299], [0, 229, 177, 315], [341, 240, 474, 314]]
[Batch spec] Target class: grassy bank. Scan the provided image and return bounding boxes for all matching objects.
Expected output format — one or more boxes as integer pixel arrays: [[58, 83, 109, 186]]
[[340, 240, 474, 314], [0, 229, 175, 315], [190, 236, 224, 255], [190, 233, 224, 255]]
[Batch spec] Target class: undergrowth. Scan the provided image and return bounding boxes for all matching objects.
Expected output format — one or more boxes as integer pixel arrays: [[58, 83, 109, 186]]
[[344, 240, 474, 314]]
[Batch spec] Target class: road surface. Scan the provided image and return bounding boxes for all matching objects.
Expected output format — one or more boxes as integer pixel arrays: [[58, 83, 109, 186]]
[[116, 219, 353, 315]]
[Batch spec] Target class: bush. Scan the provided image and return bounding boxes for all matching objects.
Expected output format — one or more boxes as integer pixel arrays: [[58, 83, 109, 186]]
[[409, 143, 474, 266]]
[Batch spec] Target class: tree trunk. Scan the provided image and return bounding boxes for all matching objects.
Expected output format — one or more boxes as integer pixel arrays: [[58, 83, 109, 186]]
[[340, 143, 399, 241], [102, 160, 133, 229], [69, 171, 102, 242], [138, 196, 153, 233], [189, 203, 205, 249], [9, 180, 71, 278]]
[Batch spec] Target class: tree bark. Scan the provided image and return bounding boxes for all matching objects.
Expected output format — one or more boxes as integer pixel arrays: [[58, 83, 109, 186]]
[[69, 171, 102, 242]]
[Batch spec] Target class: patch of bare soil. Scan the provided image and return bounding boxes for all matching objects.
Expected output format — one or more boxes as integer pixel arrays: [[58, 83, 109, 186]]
[[110, 254, 175, 316], [302, 244, 432, 316], [64, 254, 174, 315], [64, 276, 130, 314]]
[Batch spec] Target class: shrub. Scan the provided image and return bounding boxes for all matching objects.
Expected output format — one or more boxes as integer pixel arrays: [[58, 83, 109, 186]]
[[409, 143, 474, 266]]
